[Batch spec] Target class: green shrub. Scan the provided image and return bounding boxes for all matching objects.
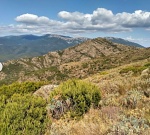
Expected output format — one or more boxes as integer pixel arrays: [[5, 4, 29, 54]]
[[0, 94, 48, 135], [49, 79, 101, 118], [48, 66, 59, 72], [0, 82, 49, 135], [144, 62, 150, 68], [82, 63, 88, 68], [0, 81, 46, 98], [119, 66, 146, 75]]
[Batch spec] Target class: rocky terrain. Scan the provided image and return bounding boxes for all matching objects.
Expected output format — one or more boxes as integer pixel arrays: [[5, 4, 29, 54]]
[[0, 38, 150, 85], [47, 59, 150, 135], [0, 37, 150, 135]]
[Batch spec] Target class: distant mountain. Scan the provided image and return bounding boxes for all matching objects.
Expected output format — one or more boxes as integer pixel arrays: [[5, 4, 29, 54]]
[[0, 34, 146, 62], [0, 34, 89, 62], [1, 38, 149, 85], [105, 37, 144, 48]]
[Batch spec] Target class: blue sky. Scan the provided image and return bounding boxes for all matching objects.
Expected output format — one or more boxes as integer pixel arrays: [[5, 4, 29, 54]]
[[0, 0, 150, 47]]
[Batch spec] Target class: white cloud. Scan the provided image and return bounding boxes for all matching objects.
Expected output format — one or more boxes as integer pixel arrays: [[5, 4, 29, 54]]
[[116, 10, 150, 28], [16, 14, 38, 23], [1, 8, 150, 36], [58, 11, 86, 22], [15, 13, 50, 24]]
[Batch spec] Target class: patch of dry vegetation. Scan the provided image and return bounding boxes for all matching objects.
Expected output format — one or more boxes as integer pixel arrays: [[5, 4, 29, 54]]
[[46, 109, 111, 135], [47, 58, 150, 135]]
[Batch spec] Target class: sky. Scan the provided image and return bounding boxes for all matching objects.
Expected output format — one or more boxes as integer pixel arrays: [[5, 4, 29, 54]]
[[0, 0, 150, 47]]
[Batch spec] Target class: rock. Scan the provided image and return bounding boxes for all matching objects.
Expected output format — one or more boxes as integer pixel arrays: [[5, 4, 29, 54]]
[[33, 84, 58, 100], [141, 68, 150, 77]]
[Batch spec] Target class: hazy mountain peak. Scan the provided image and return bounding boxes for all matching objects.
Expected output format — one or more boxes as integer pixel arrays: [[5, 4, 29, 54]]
[[0, 34, 88, 62], [105, 37, 144, 48]]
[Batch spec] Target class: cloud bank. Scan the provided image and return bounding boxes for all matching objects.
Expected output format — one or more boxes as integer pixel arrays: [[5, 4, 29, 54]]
[[1, 8, 150, 35]]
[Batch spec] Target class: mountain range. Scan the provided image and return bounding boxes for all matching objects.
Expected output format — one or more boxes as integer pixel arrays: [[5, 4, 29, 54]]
[[0, 34, 88, 62], [0, 36, 150, 135], [0, 37, 149, 85], [105, 37, 144, 48], [0, 34, 144, 62]]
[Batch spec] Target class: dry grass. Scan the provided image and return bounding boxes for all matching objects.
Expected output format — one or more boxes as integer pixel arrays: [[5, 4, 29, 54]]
[[47, 58, 150, 135], [46, 109, 112, 135]]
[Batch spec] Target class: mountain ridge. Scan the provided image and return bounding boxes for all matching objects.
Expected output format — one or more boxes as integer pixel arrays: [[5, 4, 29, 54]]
[[0, 34, 145, 62], [0, 34, 89, 62], [1, 39, 149, 135], [105, 37, 144, 48], [0, 37, 149, 85]]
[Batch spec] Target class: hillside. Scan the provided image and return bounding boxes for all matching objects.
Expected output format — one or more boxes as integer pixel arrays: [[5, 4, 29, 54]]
[[0, 38, 150, 86], [0, 58, 149, 135], [0, 35, 145, 62], [0, 38, 150, 135], [47, 59, 150, 135], [105, 37, 144, 48], [0, 34, 88, 62]]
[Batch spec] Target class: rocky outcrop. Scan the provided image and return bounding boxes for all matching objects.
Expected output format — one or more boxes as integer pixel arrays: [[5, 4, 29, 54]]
[[141, 68, 150, 78], [33, 84, 58, 100]]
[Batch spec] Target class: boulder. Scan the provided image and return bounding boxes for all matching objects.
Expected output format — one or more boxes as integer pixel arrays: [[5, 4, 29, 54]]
[[33, 84, 58, 100], [141, 68, 150, 78]]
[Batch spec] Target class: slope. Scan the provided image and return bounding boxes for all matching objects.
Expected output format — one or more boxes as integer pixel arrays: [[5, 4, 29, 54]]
[[0, 38, 150, 86], [48, 58, 150, 135]]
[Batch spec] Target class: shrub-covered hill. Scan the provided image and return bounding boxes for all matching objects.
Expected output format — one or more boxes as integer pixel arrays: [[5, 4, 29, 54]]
[[47, 59, 150, 135], [0, 80, 101, 135], [0, 38, 150, 86], [0, 59, 149, 135], [0, 37, 150, 134]]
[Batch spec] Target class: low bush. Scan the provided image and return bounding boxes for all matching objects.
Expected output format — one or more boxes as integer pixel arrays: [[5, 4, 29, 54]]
[[144, 62, 150, 68], [0, 81, 49, 135], [108, 115, 149, 135], [0, 81, 46, 98], [121, 90, 142, 109], [119, 66, 146, 75], [49, 79, 101, 118], [0, 94, 48, 135]]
